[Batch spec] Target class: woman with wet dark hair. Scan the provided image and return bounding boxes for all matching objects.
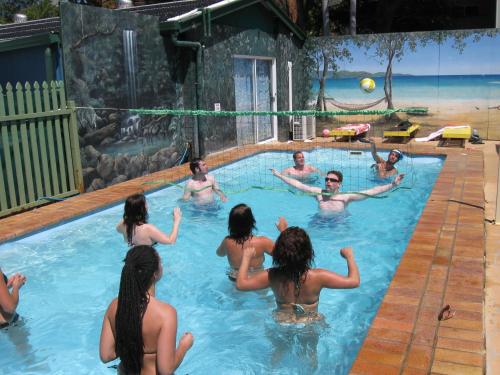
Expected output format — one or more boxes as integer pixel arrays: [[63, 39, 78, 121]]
[[216, 203, 287, 281], [236, 226, 360, 323], [99, 245, 193, 374], [116, 193, 181, 247]]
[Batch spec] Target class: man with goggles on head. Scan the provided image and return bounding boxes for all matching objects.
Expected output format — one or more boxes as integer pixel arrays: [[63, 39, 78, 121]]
[[271, 169, 404, 212], [369, 139, 403, 178]]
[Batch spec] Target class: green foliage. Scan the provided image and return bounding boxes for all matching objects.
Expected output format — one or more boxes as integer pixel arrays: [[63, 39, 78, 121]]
[[22, 0, 59, 20]]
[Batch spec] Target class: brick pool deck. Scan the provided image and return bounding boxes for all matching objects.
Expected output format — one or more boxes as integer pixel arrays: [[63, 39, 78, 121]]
[[0, 139, 497, 375]]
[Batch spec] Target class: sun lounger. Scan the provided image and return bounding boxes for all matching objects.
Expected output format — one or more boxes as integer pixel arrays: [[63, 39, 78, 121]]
[[331, 123, 370, 141], [440, 125, 471, 147], [383, 121, 420, 143]]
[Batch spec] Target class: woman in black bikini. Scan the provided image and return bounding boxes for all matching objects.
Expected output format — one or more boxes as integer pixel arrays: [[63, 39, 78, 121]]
[[99, 245, 193, 374], [236, 226, 360, 323], [0, 268, 26, 328]]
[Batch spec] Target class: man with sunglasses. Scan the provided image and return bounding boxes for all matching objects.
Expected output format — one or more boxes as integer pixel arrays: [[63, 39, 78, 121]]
[[271, 169, 404, 212], [282, 151, 321, 180], [369, 139, 403, 178]]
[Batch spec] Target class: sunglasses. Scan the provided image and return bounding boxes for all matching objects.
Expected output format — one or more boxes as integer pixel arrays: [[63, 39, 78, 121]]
[[325, 177, 340, 183]]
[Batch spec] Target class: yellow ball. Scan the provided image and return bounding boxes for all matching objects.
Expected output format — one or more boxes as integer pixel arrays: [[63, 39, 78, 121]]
[[360, 78, 375, 93]]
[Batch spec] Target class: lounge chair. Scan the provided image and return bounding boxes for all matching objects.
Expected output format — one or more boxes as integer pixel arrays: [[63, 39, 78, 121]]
[[331, 123, 371, 142], [440, 125, 471, 147], [383, 121, 420, 143]]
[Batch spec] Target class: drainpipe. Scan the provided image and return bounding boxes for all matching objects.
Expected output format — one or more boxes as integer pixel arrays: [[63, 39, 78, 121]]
[[171, 33, 204, 158]]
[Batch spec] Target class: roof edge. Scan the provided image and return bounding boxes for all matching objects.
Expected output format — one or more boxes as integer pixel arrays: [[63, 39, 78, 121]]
[[160, 0, 305, 40]]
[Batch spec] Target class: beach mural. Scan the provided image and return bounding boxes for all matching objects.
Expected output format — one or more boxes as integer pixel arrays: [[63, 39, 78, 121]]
[[306, 29, 500, 140]]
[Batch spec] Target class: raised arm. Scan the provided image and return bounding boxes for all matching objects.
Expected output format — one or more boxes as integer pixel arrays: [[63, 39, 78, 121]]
[[0, 271, 25, 315], [157, 306, 194, 375], [370, 139, 384, 163], [344, 174, 404, 203], [149, 208, 182, 245], [236, 247, 270, 291], [319, 247, 360, 289], [271, 169, 321, 195]]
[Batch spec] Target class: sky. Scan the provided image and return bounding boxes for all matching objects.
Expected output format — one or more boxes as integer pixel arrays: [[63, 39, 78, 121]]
[[328, 33, 500, 75]]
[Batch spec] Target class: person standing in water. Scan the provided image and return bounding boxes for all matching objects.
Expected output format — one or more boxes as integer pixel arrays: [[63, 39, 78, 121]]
[[116, 193, 182, 247], [100, 245, 193, 374], [272, 169, 404, 213], [182, 158, 227, 204], [236, 226, 360, 323], [216, 203, 287, 281]]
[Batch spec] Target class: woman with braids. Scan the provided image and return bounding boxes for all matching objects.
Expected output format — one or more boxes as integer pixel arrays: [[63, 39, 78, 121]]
[[236, 227, 360, 323], [216, 203, 287, 281], [99, 245, 193, 374], [116, 193, 181, 247]]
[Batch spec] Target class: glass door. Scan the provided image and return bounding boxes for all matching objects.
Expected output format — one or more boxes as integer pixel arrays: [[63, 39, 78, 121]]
[[234, 57, 275, 145]]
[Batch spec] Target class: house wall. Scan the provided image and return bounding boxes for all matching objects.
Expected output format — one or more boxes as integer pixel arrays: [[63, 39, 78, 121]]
[[179, 3, 307, 154], [0, 46, 47, 87], [60, 2, 183, 191]]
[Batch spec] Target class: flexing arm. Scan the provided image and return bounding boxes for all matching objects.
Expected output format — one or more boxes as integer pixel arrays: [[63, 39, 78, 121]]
[[236, 247, 270, 291], [99, 301, 117, 363], [157, 307, 194, 375], [149, 208, 182, 245], [0, 271, 25, 315], [344, 174, 404, 203], [271, 169, 321, 195], [320, 247, 360, 289], [370, 139, 384, 163]]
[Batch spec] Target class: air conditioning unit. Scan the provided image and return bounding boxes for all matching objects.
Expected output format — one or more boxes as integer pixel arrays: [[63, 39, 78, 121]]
[[292, 116, 316, 141]]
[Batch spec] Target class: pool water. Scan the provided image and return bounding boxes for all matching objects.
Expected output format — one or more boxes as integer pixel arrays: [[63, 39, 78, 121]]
[[0, 149, 443, 375]]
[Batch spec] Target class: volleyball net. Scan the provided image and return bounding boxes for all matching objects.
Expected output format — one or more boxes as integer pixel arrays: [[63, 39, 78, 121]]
[[124, 107, 422, 197]]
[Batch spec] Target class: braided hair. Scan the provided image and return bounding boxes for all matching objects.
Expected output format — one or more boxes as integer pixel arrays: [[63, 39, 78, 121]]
[[115, 245, 159, 373], [227, 204, 257, 246], [123, 194, 148, 246], [269, 227, 315, 296]]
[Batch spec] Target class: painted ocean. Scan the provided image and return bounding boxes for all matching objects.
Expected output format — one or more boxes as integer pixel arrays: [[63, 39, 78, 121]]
[[312, 75, 500, 104]]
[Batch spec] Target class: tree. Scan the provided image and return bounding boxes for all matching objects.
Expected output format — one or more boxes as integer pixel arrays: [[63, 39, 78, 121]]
[[349, 0, 356, 36]]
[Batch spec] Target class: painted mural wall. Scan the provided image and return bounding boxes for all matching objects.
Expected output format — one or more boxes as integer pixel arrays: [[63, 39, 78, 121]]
[[60, 3, 182, 191], [306, 29, 500, 140]]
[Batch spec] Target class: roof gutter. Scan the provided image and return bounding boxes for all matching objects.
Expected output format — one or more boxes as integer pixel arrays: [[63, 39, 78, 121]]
[[171, 32, 204, 158]]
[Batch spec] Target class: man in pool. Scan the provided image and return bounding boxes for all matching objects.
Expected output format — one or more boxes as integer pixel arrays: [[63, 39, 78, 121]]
[[369, 138, 403, 178], [271, 169, 404, 212], [282, 151, 321, 180], [182, 158, 228, 204]]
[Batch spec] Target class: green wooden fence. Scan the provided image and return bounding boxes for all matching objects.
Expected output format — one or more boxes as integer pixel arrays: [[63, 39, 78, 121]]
[[0, 81, 83, 217]]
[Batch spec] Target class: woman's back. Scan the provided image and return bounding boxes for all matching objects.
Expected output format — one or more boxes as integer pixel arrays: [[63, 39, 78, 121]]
[[222, 236, 273, 270], [270, 270, 323, 306], [106, 297, 175, 375]]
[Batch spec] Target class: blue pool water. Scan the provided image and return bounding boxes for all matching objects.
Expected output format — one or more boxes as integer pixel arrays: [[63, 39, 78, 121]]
[[0, 149, 444, 374]]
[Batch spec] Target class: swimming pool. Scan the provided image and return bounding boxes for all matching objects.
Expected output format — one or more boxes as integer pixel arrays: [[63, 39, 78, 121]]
[[0, 149, 444, 374]]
